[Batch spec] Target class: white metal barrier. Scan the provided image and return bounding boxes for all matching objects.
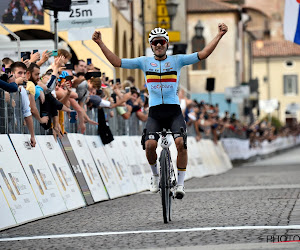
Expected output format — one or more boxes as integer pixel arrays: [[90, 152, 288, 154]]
[[2, 133, 299, 231]]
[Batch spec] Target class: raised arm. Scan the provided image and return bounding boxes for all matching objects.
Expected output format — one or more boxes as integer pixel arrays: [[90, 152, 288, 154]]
[[92, 31, 121, 67], [198, 23, 228, 60]]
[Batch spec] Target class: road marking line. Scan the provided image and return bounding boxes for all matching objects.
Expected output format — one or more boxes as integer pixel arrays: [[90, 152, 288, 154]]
[[1, 225, 300, 242], [185, 184, 300, 192]]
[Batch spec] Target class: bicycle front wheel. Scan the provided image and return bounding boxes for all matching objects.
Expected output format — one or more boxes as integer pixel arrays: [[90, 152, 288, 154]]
[[160, 149, 170, 224]]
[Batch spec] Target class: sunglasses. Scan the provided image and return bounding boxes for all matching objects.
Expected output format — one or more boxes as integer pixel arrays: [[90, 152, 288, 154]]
[[151, 39, 167, 46]]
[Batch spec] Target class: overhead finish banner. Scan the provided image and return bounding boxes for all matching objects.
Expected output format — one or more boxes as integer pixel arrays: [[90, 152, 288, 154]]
[[0, 135, 42, 230], [54, 0, 111, 31]]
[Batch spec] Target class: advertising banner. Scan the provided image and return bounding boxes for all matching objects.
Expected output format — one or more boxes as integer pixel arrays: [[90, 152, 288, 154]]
[[0, 135, 42, 229], [59, 136, 94, 205], [67, 133, 108, 202], [114, 136, 148, 192], [198, 140, 215, 176], [54, 0, 111, 31], [130, 136, 151, 187], [0, 184, 16, 230], [103, 140, 137, 195], [84, 135, 122, 199], [37, 136, 86, 210], [0, 0, 44, 25], [187, 137, 205, 178], [217, 142, 233, 172], [9, 134, 67, 217]]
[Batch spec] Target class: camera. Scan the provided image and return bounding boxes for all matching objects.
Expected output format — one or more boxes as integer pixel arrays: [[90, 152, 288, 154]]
[[0, 73, 9, 82]]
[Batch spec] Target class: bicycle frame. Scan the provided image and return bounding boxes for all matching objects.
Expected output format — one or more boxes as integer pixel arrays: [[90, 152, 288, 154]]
[[141, 128, 186, 223]]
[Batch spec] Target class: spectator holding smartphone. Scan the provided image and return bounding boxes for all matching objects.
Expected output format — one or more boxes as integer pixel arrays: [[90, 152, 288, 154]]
[[10, 61, 36, 147]]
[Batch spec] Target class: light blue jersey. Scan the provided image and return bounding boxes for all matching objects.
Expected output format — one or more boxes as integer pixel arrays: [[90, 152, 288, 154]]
[[121, 53, 200, 107]]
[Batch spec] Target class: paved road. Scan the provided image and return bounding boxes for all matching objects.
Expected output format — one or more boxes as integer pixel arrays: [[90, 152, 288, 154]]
[[1, 147, 300, 249]]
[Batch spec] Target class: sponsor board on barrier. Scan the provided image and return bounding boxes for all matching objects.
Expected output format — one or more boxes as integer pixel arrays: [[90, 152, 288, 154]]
[[221, 135, 300, 161], [0, 184, 16, 230], [84, 135, 122, 199], [59, 136, 94, 205], [9, 134, 67, 216], [37, 136, 86, 210], [130, 136, 152, 187], [103, 140, 137, 195], [217, 142, 233, 172], [0, 135, 43, 230], [187, 137, 205, 178], [67, 134, 108, 202], [198, 140, 216, 176], [114, 136, 148, 192]]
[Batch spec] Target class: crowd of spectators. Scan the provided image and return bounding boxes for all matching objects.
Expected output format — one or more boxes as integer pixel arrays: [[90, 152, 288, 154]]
[[0, 49, 299, 148], [180, 94, 300, 147]]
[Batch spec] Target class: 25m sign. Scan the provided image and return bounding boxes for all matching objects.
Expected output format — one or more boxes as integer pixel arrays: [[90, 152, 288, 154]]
[[55, 0, 111, 31]]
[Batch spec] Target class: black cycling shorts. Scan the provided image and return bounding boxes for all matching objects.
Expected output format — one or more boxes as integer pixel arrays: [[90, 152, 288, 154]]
[[145, 104, 186, 142]]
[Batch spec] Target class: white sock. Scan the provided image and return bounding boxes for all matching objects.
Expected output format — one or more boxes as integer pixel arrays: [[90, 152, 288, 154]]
[[150, 162, 158, 176], [177, 169, 186, 186]]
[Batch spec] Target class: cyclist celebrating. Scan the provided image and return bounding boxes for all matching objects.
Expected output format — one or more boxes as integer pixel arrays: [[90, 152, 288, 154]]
[[92, 23, 228, 199]]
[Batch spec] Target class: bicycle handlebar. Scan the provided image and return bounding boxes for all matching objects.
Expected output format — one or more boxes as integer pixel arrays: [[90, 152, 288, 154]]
[[141, 127, 187, 150]]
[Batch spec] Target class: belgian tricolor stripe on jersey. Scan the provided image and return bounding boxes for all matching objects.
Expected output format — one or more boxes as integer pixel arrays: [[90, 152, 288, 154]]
[[146, 71, 177, 83]]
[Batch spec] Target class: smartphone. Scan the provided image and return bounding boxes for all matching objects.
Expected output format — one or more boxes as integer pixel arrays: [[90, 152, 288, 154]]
[[70, 111, 77, 123], [87, 58, 92, 65], [116, 78, 121, 84], [52, 50, 58, 57], [65, 63, 73, 70], [105, 76, 109, 82], [125, 87, 130, 93], [33, 49, 38, 54], [21, 51, 31, 61], [140, 91, 145, 102], [65, 75, 73, 81]]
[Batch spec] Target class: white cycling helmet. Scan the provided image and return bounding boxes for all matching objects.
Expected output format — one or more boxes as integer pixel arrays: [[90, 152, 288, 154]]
[[148, 27, 169, 44]]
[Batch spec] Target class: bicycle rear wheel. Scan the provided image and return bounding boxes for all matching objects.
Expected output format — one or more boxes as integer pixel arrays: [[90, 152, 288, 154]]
[[160, 149, 171, 223]]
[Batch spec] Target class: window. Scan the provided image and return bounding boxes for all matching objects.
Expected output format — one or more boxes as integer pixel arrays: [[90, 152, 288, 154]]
[[192, 36, 206, 70], [284, 75, 298, 95]]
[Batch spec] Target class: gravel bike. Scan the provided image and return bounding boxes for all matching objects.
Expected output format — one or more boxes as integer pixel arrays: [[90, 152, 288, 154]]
[[142, 127, 187, 223]]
